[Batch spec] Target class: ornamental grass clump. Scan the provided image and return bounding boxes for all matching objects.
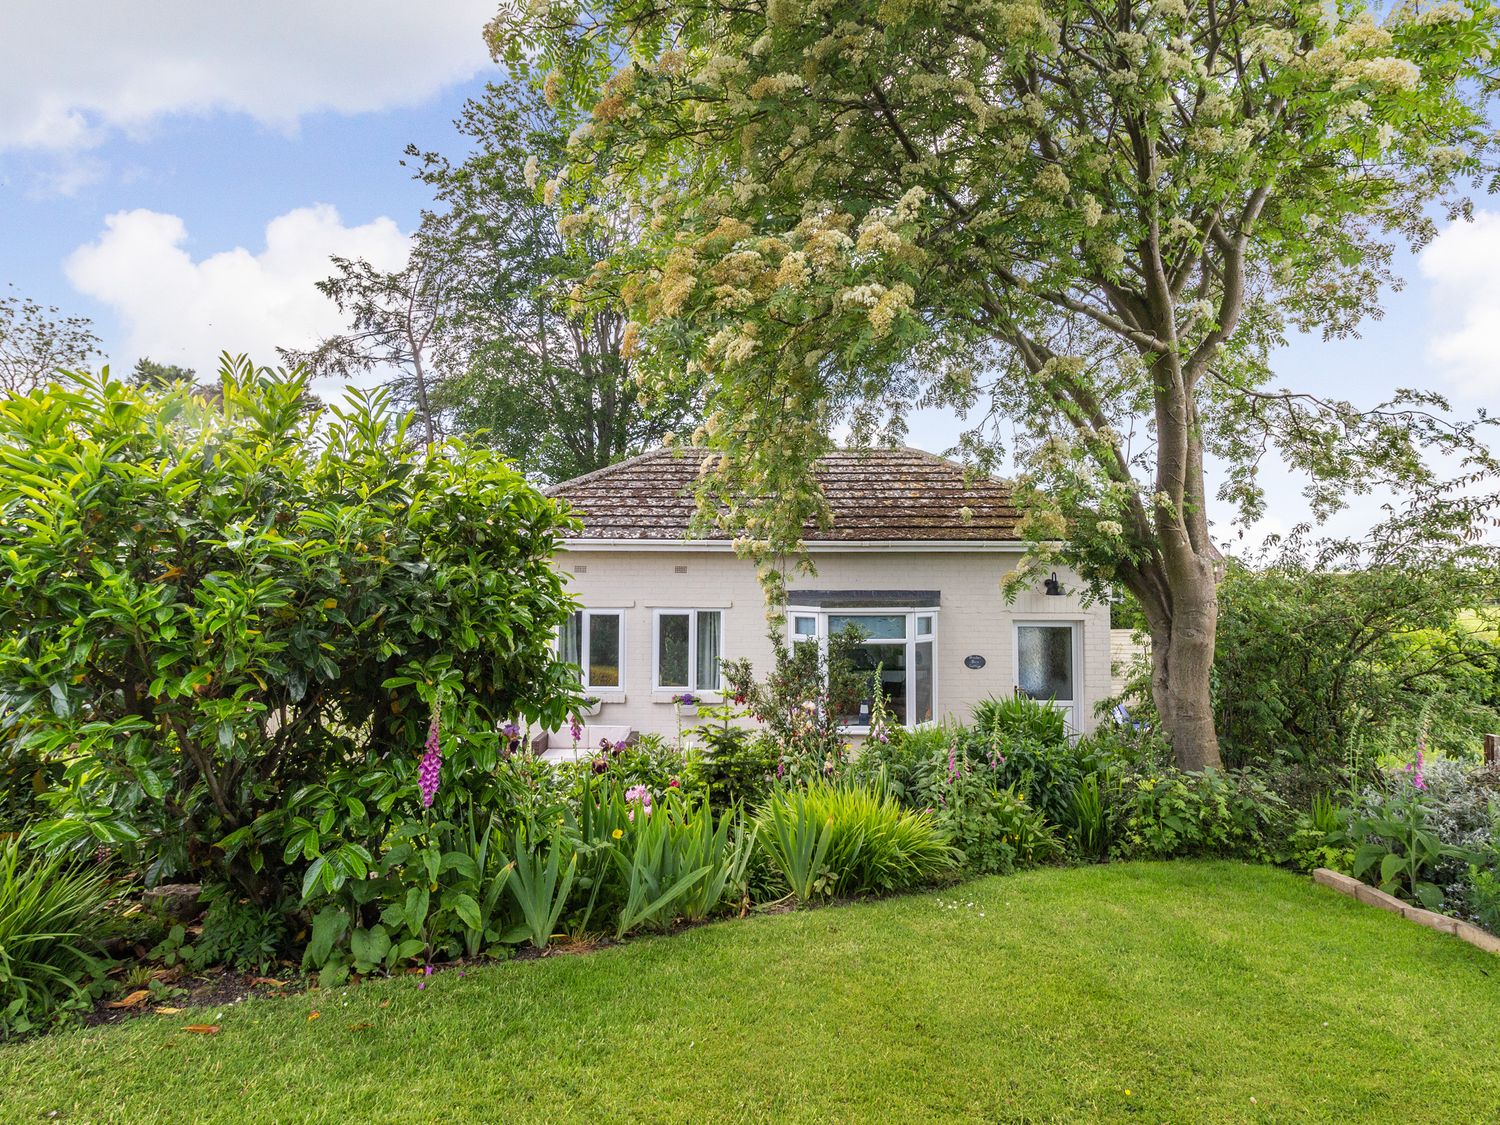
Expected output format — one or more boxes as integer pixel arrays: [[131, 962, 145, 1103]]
[[756, 781, 956, 901], [0, 835, 116, 1039]]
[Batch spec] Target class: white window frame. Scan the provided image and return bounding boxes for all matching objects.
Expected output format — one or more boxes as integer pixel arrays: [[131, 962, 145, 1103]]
[[560, 608, 628, 695], [1012, 619, 1083, 735], [652, 608, 725, 695], [786, 606, 938, 731]]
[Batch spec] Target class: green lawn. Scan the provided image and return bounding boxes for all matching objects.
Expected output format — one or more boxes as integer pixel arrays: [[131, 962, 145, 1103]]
[[4, 861, 1497, 1124]]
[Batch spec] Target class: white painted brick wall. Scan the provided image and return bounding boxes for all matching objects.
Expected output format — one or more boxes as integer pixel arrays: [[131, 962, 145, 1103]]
[[552, 548, 1113, 740]]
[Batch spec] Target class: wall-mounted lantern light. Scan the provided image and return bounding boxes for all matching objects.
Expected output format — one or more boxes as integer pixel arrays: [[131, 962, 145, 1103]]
[[1043, 571, 1064, 596]]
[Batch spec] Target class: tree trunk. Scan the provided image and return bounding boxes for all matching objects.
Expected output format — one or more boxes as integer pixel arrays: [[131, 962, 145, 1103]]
[[1142, 553, 1223, 771]]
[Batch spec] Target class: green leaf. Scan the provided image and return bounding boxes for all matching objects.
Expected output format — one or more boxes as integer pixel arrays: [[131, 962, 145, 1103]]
[[301, 856, 328, 902], [452, 893, 483, 932], [404, 885, 430, 933]]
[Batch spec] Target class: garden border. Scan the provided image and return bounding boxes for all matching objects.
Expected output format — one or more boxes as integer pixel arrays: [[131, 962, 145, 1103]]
[[1313, 868, 1500, 956]]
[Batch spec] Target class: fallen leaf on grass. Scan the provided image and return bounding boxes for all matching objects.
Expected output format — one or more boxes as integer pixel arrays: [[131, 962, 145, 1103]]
[[154, 1007, 185, 1016], [250, 977, 288, 988], [307, 1011, 321, 1021], [106, 989, 151, 1009], [182, 1025, 220, 1035], [378, 999, 392, 1009], [348, 1022, 372, 1031]]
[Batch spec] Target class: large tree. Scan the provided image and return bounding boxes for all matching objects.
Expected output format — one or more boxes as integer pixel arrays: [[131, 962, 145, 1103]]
[[284, 254, 450, 445], [407, 79, 698, 481], [494, 0, 1500, 766], [0, 286, 99, 396]]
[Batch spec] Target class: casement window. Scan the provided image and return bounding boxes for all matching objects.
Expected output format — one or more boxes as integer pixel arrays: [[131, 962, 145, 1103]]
[[1014, 621, 1079, 733], [788, 605, 937, 729], [654, 609, 724, 692], [559, 609, 625, 691]]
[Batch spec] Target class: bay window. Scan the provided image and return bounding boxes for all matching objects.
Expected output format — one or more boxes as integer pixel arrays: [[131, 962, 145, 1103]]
[[788, 602, 938, 729]]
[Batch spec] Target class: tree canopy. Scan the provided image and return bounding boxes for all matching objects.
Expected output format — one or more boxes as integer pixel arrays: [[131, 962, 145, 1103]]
[[0, 286, 99, 397], [493, 0, 1500, 765], [408, 79, 700, 482]]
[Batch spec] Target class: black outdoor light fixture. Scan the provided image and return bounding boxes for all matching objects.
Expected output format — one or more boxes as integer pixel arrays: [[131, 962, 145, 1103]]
[[1043, 571, 1065, 596]]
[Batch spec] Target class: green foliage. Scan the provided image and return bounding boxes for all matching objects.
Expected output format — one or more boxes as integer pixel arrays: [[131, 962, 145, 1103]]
[[1214, 550, 1500, 767], [979, 734, 1090, 830], [155, 894, 284, 973], [0, 363, 579, 905], [1284, 792, 1356, 875], [671, 797, 753, 923], [856, 723, 1070, 872], [0, 751, 53, 835], [1350, 789, 1475, 911], [1465, 864, 1500, 934], [684, 706, 777, 811], [1114, 770, 1291, 864], [1069, 772, 1114, 861], [405, 79, 699, 482], [755, 781, 956, 900], [973, 695, 1068, 748], [610, 804, 712, 939], [558, 734, 691, 797], [0, 835, 114, 1039], [503, 828, 578, 950], [722, 624, 870, 783], [755, 788, 834, 903]]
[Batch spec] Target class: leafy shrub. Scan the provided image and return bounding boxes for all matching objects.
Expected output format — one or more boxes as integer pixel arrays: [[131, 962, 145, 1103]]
[[855, 726, 1064, 872], [721, 624, 870, 781], [1284, 792, 1356, 874], [1407, 758, 1500, 901], [685, 708, 777, 811], [0, 365, 578, 916], [755, 781, 955, 900], [1076, 722, 1173, 774], [979, 733, 1088, 829], [0, 836, 115, 1039], [1349, 788, 1477, 911], [1114, 769, 1291, 863], [0, 752, 54, 837], [559, 734, 692, 797], [973, 694, 1068, 747], [156, 894, 285, 973], [1464, 864, 1500, 934], [1214, 555, 1500, 768]]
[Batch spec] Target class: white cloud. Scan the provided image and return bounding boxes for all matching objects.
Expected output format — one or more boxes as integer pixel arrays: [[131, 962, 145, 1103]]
[[64, 205, 411, 393], [0, 1, 494, 153], [1418, 208, 1500, 399]]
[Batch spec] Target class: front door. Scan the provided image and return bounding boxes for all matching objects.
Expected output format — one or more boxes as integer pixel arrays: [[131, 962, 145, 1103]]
[[1015, 622, 1079, 735]]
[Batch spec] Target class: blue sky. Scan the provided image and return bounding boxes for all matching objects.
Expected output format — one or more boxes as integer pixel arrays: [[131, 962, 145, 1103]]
[[1, 1, 1496, 551]]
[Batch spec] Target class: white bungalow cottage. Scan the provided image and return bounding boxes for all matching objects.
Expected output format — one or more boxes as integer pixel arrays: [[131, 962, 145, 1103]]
[[545, 447, 1110, 744]]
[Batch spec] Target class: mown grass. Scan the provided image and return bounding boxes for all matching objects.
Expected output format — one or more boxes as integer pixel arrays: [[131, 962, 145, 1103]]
[[3, 861, 1497, 1124]]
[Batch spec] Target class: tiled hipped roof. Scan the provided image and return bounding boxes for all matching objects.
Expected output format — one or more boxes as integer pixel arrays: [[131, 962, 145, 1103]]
[[547, 447, 1021, 542]]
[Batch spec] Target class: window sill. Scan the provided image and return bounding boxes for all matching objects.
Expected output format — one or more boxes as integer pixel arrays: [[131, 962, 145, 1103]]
[[651, 691, 725, 706]]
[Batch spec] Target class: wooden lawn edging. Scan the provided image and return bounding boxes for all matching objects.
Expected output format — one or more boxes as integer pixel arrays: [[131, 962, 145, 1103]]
[[1313, 868, 1500, 956]]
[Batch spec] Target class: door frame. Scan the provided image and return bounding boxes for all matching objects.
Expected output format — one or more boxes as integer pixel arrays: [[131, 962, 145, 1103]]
[[1011, 618, 1084, 735]]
